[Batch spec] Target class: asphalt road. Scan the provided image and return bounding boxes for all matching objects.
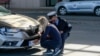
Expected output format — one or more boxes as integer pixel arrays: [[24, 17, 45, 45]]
[[0, 13, 100, 56]]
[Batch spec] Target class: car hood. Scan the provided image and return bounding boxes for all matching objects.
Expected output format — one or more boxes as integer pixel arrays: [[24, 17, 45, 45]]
[[0, 14, 40, 28]]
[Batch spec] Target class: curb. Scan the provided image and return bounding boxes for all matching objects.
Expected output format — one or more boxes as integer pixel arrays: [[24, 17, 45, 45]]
[[11, 7, 54, 13]]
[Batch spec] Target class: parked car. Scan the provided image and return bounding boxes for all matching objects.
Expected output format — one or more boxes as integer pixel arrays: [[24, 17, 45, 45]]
[[55, 0, 100, 16], [0, 6, 41, 49]]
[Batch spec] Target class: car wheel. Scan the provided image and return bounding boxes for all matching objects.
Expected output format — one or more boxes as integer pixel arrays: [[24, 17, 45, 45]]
[[94, 7, 100, 16], [57, 7, 67, 15]]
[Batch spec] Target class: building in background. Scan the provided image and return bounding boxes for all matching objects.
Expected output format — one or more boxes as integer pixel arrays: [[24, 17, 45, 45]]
[[9, 0, 99, 9], [10, 0, 40, 9], [9, 0, 70, 9]]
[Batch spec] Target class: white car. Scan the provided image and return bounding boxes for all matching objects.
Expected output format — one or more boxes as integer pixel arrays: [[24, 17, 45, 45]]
[[55, 0, 100, 16], [0, 6, 42, 49]]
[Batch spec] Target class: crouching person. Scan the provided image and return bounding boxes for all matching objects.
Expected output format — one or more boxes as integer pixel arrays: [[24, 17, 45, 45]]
[[38, 16, 62, 56]]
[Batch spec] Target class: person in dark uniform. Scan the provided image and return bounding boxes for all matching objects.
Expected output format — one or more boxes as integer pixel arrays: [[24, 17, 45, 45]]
[[38, 16, 62, 55], [47, 11, 72, 54]]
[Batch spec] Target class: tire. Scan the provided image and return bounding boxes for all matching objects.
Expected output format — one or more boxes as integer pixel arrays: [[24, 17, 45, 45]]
[[94, 7, 100, 16], [57, 6, 67, 15]]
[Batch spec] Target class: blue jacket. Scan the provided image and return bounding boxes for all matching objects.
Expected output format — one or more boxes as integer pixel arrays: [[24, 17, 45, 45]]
[[50, 17, 69, 33], [40, 24, 62, 46]]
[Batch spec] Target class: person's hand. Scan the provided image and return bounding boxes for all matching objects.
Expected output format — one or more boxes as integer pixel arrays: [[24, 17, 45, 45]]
[[38, 32, 42, 36], [33, 39, 39, 45]]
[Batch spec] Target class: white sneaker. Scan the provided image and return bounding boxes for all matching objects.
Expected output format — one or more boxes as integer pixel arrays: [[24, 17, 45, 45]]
[[53, 48, 61, 56]]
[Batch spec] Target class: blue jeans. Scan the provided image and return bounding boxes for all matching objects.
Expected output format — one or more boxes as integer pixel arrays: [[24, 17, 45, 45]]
[[40, 37, 61, 51]]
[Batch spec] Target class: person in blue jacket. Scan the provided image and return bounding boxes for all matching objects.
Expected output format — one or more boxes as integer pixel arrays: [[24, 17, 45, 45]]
[[38, 16, 62, 55]]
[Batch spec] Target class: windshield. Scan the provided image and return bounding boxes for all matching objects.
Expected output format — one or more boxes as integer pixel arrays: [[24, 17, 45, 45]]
[[0, 12, 11, 16], [0, 6, 11, 16]]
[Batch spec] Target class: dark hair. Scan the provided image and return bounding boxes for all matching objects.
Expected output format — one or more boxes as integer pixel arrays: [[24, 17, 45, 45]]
[[48, 15, 57, 19], [48, 16, 53, 19]]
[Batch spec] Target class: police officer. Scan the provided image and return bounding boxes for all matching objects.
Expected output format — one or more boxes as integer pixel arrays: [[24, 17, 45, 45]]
[[47, 11, 70, 54]]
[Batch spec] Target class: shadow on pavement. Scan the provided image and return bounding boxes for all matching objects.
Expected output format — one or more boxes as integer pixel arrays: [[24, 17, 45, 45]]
[[67, 13, 95, 16], [0, 48, 41, 56]]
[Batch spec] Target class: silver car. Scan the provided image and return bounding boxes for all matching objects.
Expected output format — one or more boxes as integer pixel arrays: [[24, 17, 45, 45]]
[[0, 6, 41, 49], [55, 0, 100, 16]]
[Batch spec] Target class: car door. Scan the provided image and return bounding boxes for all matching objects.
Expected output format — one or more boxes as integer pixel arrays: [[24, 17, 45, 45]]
[[67, 1, 93, 13], [67, 2, 79, 12], [75, 1, 94, 12]]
